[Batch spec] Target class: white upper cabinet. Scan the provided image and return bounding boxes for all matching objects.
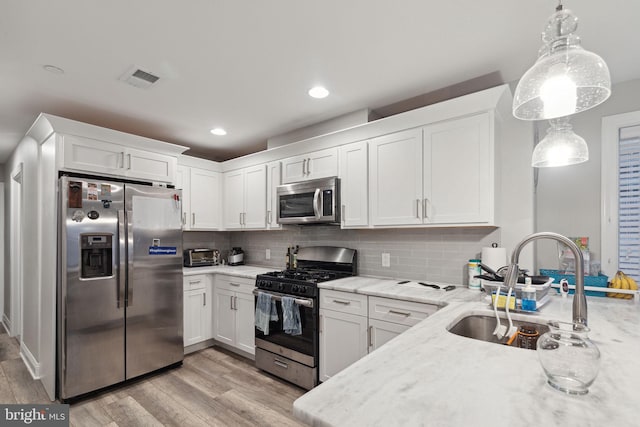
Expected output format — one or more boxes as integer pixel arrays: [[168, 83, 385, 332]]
[[338, 141, 369, 228], [223, 164, 267, 230], [266, 161, 282, 229], [282, 147, 338, 184], [369, 128, 423, 226], [423, 113, 492, 224], [369, 113, 494, 227], [176, 165, 191, 229], [190, 167, 222, 230], [61, 135, 176, 183], [177, 159, 222, 231]]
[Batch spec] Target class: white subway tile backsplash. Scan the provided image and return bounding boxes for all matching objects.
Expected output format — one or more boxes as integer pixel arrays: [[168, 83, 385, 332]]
[[225, 226, 501, 284]]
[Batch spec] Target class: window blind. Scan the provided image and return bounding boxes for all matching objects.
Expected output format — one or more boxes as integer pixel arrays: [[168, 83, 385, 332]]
[[618, 125, 640, 280]]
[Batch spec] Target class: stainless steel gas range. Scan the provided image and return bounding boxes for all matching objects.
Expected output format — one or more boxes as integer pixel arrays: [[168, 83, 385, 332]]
[[254, 246, 357, 390]]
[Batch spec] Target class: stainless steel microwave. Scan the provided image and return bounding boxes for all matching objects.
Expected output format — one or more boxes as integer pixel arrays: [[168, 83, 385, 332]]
[[277, 177, 340, 224]]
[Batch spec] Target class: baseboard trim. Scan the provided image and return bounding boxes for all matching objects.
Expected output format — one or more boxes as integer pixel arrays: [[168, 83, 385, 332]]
[[1, 314, 11, 335], [20, 342, 41, 380], [184, 339, 215, 355], [212, 341, 255, 361]]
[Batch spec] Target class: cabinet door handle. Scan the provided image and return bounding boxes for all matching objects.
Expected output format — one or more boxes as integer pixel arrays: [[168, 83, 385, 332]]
[[230, 295, 234, 310], [319, 314, 323, 334], [192, 213, 195, 226], [267, 210, 271, 224], [120, 152, 125, 169], [234, 296, 238, 310], [368, 325, 373, 348], [203, 293, 206, 306], [307, 158, 311, 175], [182, 212, 186, 226], [127, 153, 132, 170], [423, 198, 430, 220], [416, 199, 421, 219], [189, 280, 201, 285], [302, 159, 307, 176], [389, 309, 411, 317], [333, 299, 351, 305], [230, 282, 240, 287]]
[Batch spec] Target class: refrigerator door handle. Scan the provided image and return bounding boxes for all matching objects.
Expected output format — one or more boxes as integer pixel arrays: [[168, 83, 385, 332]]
[[127, 210, 134, 307], [118, 210, 126, 308]]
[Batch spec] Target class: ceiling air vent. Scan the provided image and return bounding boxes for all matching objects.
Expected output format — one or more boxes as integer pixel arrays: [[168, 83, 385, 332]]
[[119, 65, 160, 89]]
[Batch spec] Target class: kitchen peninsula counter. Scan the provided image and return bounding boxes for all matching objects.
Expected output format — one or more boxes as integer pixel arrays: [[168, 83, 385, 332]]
[[295, 276, 640, 427]]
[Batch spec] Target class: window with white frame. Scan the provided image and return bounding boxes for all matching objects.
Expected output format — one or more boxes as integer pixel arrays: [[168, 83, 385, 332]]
[[602, 111, 640, 280]]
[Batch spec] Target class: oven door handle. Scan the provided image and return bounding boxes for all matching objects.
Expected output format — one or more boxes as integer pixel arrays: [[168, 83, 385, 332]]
[[252, 289, 314, 308]]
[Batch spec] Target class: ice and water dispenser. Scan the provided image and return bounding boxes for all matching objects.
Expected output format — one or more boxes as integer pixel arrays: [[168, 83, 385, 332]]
[[80, 234, 113, 278]]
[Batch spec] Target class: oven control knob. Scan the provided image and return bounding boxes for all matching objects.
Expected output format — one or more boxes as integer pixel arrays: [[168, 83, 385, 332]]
[[277, 283, 284, 292], [291, 284, 298, 293]]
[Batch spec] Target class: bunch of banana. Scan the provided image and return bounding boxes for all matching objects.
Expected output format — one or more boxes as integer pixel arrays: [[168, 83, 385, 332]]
[[608, 271, 638, 299]]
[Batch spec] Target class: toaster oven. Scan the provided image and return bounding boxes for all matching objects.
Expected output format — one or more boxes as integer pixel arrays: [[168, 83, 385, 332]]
[[183, 248, 218, 267]]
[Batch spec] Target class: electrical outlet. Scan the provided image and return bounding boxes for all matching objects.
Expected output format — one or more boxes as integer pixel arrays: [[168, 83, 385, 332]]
[[382, 253, 391, 267], [265, 249, 271, 260]]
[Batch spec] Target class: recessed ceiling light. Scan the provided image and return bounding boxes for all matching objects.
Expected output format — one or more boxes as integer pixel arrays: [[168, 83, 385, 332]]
[[43, 64, 64, 74], [308, 86, 329, 99], [210, 128, 227, 136]]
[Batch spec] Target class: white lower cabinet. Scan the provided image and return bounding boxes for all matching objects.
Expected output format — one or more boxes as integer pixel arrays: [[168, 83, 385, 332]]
[[319, 289, 439, 381], [319, 307, 369, 382], [368, 318, 409, 351], [183, 275, 213, 347], [212, 275, 256, 355]]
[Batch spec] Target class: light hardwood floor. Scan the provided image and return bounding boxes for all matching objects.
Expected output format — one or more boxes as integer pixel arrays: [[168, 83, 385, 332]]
[[0, 326, 306, 426]]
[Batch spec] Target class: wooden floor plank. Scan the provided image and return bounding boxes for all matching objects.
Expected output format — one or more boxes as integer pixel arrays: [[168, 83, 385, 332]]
[[0, 334, 21, 362], [0, 345, 306, 426], [1, 358, 50, 404], [0, 365, 17, 403], [215, 389, 305, 427], [125, 380, 211, 427], [103, 395, 164, 427], [69, 401, 116, 427]]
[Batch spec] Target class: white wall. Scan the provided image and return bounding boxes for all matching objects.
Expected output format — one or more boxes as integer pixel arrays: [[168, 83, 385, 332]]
[[4, 135, 41, 372], [535, 79, 640, 272]]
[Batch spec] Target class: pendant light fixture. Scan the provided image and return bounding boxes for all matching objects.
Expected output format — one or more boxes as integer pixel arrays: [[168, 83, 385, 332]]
[[532, 117, 588, 167], [513, 2, 611, 121]]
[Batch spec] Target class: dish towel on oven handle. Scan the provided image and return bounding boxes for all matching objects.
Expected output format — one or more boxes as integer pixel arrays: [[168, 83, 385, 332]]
[[282, 296, 302, 336], [255, 292, 278, 335]]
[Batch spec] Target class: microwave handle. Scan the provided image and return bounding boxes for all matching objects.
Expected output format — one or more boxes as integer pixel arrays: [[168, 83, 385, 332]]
[[313, 188, 321, 218]]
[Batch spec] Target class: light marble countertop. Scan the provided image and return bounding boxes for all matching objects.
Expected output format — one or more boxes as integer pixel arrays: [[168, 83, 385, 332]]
[[182, 264, 274, 279], [295, 276, 640, 427]]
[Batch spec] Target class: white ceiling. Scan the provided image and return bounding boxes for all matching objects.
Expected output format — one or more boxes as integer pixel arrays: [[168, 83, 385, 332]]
[[1, 0, 638, 163]]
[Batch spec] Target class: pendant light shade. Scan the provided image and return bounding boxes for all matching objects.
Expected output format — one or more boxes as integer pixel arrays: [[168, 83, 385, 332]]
[[513, 6, 611, 121], [532, 117, 588, 167]]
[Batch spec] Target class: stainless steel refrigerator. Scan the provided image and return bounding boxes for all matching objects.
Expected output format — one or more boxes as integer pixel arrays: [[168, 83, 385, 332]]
[[58, 175, 183, 400]]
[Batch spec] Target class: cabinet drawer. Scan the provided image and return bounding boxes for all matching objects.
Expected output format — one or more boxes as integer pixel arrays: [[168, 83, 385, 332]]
[[320, 289, 368, 316], [368, 296, 438, 327], [215, 275, 255, 294], [183, 274, 209, 291]]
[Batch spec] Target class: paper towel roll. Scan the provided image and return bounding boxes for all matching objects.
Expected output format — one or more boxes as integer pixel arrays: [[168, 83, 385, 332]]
[[481, 246, 507, 272]]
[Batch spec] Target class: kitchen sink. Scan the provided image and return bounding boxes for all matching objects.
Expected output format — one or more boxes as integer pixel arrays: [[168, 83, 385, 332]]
[[447, 314, 549, 349]]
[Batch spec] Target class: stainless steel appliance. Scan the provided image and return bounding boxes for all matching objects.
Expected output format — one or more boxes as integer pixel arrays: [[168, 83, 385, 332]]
[[277, 177, 340, 225], [183, 248, 218, 267], [58, 175, 184, 400], [254, 246, 357, 389], [228, 247, 245, 266]]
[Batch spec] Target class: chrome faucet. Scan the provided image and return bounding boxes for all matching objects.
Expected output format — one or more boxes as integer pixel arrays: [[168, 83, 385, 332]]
[[503, 232, 587, 326]]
